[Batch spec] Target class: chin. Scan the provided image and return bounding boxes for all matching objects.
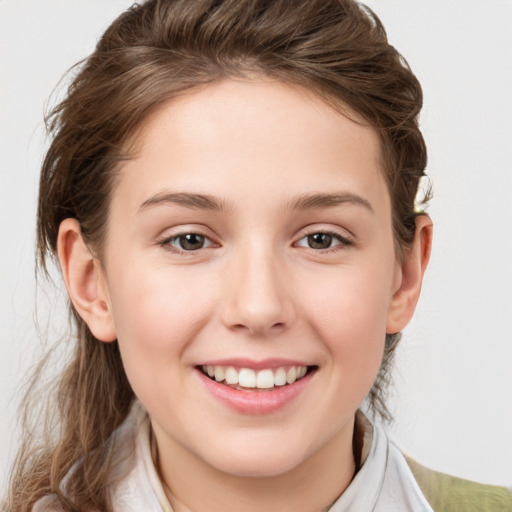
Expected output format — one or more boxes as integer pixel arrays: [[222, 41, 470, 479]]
[[214, 453, 305, 479], [199, 434, 314, 479]]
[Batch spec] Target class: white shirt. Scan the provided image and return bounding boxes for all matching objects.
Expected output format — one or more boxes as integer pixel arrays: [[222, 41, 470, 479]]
[[35, 402, 433, 511]]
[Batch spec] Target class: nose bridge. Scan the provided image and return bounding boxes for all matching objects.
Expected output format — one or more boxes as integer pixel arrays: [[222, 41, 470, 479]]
[[222, 240, 293, 335]]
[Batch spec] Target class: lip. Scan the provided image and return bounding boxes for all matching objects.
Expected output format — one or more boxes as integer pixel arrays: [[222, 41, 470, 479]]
[[197, 358, 310, 370], [196, 364, 316, 415]]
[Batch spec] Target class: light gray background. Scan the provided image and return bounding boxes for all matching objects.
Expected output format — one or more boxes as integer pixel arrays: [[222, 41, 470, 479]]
[[1, 0, 511, 492]]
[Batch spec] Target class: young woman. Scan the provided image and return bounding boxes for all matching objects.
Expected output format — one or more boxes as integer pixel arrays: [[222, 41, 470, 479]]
[[4, 1, 511, 511]]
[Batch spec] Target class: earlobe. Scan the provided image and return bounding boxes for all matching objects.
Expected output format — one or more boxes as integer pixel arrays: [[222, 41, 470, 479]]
[[57, 218, 117, 342], [386, 215, 433, 334]]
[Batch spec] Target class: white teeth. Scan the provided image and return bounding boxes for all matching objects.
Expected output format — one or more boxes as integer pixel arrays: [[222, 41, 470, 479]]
[[238, 368, 256, 387], [256, 369, 274, 389], [286, 367, 297, 384], [225, 366, 239, 385], [214, 366, 225, 382], [201, 365, 309, 389], [274, 367, 287, 386]]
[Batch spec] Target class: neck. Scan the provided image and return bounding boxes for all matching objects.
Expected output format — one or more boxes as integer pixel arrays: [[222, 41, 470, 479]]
[[154, 419, 356, 512]]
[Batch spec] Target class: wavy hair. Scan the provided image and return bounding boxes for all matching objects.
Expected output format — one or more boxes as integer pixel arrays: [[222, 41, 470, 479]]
[[6, 0, 428, 510]]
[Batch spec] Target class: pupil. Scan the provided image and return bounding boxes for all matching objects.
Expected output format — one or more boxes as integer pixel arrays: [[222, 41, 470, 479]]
[[179, 234, 204, 250], [308, 233, 332, 249]]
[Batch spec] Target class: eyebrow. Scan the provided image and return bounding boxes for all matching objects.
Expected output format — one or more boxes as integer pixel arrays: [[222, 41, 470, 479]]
[[287, 192, 374, 213], [139, 192, 231, 213], [138, 190, 373, 215]]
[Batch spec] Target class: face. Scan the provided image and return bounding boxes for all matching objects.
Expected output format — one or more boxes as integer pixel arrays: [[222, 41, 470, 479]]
[[99, 79, 402, 479]]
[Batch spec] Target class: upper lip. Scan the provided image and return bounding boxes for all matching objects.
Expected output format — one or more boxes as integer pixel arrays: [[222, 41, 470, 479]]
[[196, 358, 312, 370]]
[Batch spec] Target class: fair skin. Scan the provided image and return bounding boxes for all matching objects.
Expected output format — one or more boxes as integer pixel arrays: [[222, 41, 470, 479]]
[[58, 79, 432, 512]]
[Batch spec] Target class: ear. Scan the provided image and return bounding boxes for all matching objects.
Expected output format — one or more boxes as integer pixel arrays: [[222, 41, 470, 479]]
[[386, 215, 433, 334], [57, 218, 117, 342]]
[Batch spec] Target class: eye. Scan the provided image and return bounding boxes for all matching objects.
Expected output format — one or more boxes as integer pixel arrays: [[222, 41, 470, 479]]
[[160, 232, 215, 252], [295, 231, 351, 251]]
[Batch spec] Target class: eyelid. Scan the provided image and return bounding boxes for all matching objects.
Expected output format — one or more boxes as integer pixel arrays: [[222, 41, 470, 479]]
[[157, 226, 220, 254], [293, 226, 354, 251]]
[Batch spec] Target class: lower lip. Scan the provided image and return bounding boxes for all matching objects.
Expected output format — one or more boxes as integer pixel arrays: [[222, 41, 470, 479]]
[[197, 369, 314, 415]]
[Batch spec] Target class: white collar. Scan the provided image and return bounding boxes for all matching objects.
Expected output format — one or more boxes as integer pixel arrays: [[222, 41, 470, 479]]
[[110, 402, 432, 512], [329, 417, 433, 511]]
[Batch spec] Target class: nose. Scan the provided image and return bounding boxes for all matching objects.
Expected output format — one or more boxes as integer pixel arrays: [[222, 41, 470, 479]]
[[220, 245, 295, 336]]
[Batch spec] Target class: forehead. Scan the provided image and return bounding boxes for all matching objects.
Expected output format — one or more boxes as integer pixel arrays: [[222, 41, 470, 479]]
[[114, 78, 389, 216]]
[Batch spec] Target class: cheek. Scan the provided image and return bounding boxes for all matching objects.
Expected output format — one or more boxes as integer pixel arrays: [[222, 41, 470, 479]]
[[299, 263, 394, 376], [105, 266, 219, 417], [111, 263, 205, 334], [106, 265, 215, 382]]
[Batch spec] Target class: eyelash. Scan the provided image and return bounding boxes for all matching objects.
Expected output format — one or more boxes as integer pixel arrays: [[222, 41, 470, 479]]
[[294, 230, 353, 253], [158, 229, 353, 254], [158, 231, 217, 254]]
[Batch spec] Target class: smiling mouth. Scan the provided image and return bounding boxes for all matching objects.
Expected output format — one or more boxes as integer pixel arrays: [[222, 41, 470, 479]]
[[198, 365, 316, 391]]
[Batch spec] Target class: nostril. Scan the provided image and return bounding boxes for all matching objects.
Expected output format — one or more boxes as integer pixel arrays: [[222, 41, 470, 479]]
[[220, 286, 296, 335], [229, 321, 285, 334]]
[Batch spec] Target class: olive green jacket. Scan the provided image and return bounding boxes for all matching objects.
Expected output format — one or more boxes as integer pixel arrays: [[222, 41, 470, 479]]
[[406, 457, 512, 512]]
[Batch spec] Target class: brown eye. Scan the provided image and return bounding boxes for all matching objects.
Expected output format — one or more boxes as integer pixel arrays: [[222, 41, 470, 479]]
[[307, 233, 334, 249], [176, 233, 205, 250], [161, 232, 215, 252], [295, 231, 351, 252]]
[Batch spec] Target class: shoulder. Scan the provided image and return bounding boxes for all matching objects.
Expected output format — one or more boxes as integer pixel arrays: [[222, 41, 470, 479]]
[[31, 403, 146, 512], [31, 495, 66, 512], [405, 456, 512, 512]]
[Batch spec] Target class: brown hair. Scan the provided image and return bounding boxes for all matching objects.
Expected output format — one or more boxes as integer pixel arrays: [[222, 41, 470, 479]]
[[7, 0, 427, 510]]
